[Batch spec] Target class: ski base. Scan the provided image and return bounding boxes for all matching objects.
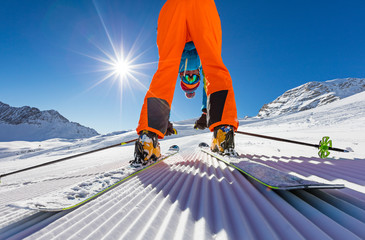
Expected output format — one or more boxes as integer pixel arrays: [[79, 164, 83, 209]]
[[200, 143, 344, 190], [10, 145, 179, 212]]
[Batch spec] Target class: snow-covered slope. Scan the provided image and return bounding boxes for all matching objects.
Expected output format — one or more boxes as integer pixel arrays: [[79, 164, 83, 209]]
[[0, 101, 99, 141], [258, 78, 365, 118], [0, 90, 364, 239]]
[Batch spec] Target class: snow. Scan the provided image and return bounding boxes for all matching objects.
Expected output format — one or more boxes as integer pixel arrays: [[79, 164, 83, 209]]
[[0, 91, 365, 238]]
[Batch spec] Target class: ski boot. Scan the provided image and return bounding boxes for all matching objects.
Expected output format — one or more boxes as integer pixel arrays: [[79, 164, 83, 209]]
[[131, 130, 161, 167], [211, 125, 237, 156]]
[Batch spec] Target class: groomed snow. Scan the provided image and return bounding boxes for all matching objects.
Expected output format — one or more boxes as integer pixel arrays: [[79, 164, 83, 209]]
[[0, 91, 364, 239]]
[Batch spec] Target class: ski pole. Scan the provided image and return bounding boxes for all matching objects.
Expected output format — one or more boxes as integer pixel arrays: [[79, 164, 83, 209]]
[[0, 138, 138, 181], [235, 131, 349, 158]]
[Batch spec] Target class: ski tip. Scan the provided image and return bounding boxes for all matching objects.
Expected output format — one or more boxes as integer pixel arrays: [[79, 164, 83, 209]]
[[169, 145, 179, 151], [198, 142, 209, 148], [345, 147, 354, 153]]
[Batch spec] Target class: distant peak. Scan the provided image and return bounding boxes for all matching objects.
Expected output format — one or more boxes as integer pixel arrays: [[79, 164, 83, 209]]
[[257, 78, 365, 118], [0, 101, 99, 141]]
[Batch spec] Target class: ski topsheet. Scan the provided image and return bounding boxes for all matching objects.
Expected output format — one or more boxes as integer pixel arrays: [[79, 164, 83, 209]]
[[200, 143, 344, 190], [10, 145, 179, 212]]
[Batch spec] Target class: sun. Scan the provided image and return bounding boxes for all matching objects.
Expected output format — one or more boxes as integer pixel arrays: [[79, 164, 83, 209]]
[[113, 58, 131, 79]]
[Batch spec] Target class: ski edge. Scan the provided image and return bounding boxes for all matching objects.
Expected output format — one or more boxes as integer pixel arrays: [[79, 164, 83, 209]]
[[200, 148, 280, 190]]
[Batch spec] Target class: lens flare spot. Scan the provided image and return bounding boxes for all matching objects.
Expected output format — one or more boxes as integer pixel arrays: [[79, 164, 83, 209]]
[[113, 58, 130, 78]]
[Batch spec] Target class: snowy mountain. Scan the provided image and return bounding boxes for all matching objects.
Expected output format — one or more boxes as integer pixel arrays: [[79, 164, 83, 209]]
[[0, 101, 99, 141], [258, 78, 365, 118]]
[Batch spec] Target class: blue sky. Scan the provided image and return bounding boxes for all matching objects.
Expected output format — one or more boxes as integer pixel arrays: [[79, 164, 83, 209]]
[[1, 0, 365, 134]]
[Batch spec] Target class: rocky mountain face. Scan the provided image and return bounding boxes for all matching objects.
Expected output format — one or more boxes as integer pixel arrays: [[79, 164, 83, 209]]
[[0, 102, 99, 141], [257, 78, 365, 118]]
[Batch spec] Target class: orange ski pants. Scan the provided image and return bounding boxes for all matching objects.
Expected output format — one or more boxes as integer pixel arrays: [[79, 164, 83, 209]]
[[137, 0, 238, 138]]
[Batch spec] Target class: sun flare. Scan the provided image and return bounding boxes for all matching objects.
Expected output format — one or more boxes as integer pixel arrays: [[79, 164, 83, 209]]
[[113, 58, 131, 79]]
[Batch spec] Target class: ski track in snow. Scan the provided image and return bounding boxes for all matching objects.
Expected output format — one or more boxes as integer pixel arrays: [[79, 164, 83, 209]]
[[0, 91, 364, 239]]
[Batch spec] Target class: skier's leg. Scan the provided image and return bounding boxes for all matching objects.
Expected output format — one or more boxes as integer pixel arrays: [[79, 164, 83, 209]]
[[187, 0, 238, 131], [136, 0, 187, 138]]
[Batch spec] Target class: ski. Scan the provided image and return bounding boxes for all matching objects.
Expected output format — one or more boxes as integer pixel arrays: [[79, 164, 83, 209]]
[[199, 142, 344, 190], [10, 145, 179, 212]]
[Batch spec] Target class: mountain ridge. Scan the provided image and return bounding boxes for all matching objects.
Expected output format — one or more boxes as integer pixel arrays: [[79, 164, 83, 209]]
[[257, 78, 365, 118], [0, 101, 99, 141]]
